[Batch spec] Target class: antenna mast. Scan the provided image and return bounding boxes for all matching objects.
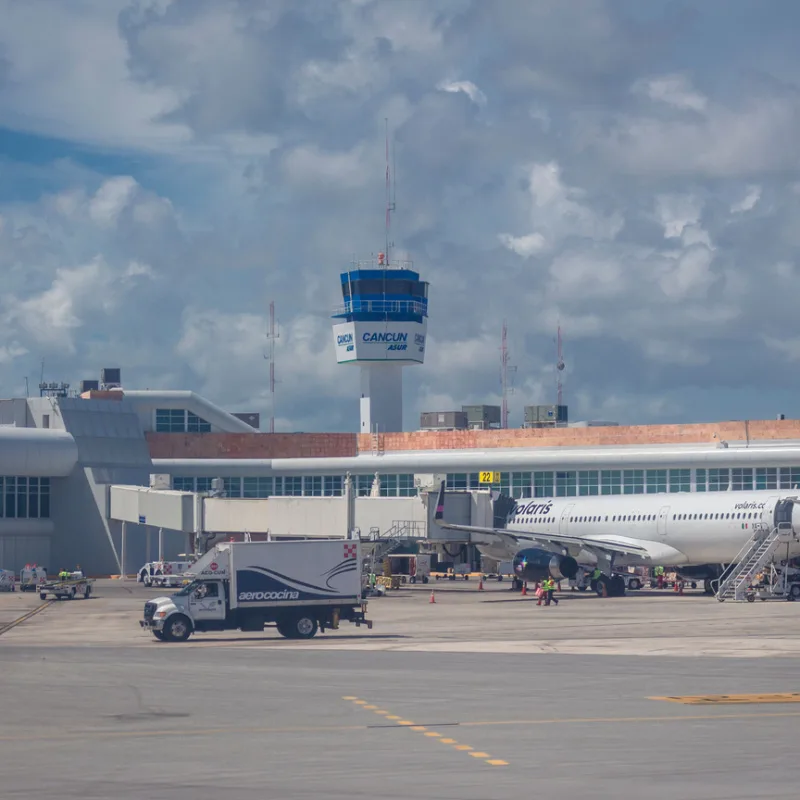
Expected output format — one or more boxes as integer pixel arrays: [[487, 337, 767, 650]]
[[500, 320, 517, 428], [264, 300, 280, 433], [384, 118, 395, 265], [556, 323, 565, 407]]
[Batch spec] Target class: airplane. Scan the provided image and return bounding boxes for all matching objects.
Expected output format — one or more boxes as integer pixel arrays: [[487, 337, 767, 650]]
[[433, 482, 800, 597]]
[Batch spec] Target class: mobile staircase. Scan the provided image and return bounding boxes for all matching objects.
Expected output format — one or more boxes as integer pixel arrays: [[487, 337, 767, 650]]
[[362, 520, 427, 573], [716, 520, 794, 602]]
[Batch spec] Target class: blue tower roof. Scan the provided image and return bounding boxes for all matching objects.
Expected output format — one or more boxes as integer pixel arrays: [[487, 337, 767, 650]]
[[332, 259, 429, 323]]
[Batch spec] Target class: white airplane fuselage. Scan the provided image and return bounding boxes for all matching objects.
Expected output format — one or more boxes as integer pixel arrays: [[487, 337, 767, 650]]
[[472, 490, 800, 568]]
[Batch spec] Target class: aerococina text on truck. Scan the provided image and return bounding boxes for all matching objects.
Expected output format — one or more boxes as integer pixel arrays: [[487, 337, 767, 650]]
[[140, 540, 372, 642]]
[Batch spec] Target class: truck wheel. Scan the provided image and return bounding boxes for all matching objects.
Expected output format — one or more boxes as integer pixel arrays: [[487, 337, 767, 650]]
[[39, 592, 47, 601], [422, 576, 429, 584], [289, 614, 319, 639], [628, 578, 641, 591], [164, 615, 192, 642], [790, 584, 800, 600]]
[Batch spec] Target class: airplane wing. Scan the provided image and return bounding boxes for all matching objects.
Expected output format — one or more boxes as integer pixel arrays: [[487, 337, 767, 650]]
[[433, 481, 649, 558]]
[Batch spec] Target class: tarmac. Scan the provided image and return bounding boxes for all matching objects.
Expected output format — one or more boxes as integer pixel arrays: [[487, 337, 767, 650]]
[[2, 580, 800, 799]]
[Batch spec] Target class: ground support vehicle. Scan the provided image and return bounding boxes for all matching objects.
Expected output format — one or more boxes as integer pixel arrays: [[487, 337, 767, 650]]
[[0, 569, 15, 592], [137, 559, 196, 588], [19, 565, 47, 592], [750, 564, 800, 602], [140, 540, 372, 643], [38, 574, 94, 600]]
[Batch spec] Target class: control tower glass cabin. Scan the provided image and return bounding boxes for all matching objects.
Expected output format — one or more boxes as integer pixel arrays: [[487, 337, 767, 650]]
[[332, 253, 429, 434]]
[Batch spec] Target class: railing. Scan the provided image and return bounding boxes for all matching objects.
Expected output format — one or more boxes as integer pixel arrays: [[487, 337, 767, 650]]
[[350, 258, 415, 271], [332, 299, 428, 317]]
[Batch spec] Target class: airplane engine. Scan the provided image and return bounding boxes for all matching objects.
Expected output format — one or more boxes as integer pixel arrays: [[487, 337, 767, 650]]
[[512, 548, 579, 583]]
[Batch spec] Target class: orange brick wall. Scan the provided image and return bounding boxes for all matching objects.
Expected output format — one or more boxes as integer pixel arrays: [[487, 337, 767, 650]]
[[146, 420, 800, 460], [146, 432, 358, 459]]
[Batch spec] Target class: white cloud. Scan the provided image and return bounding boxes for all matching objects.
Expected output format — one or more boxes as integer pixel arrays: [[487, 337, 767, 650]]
[[635, 73, 708, 112], [4, 256, 155, 353], [0, 2, 800, 428], [655, 194, 704, 239], [499, 162, 624, 256], [731, 185, 762, 213], [436, 79, 487, 107]]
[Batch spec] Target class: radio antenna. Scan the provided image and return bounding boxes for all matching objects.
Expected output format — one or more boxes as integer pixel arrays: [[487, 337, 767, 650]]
[[384, 118, 395, 265]]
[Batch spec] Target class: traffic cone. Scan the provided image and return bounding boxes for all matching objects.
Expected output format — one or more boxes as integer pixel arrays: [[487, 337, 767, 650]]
[[429, 590, 436, 604], [478, 577, 484, 591], [521, 582, 527, 596]]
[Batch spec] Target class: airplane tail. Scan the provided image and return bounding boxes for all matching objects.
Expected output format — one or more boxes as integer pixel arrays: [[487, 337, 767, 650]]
[[434, 480, 446, 521]]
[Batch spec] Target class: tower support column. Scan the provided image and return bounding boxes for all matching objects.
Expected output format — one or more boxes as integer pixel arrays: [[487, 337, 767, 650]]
[[360, 364, 403, 433]]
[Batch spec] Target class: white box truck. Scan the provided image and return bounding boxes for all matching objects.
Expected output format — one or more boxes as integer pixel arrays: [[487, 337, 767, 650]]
[[139, 540, 372, 642]]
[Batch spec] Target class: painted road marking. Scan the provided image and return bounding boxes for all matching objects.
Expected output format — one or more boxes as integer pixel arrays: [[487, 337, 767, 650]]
[[650, 693, 800, 705], [342, 696, 508, 767], [9, 707, 800, 745]]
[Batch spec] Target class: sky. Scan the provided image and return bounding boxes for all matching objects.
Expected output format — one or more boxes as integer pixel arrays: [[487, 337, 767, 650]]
[[1, 0, 800, 432]]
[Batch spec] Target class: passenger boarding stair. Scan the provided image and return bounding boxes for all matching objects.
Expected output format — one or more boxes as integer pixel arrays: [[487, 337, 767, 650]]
[[716, 522, 792, 602], [362, 521, 426, 571]]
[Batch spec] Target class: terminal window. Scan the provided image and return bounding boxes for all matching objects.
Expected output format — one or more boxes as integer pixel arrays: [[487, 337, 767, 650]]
[[731, 468, 754, 491], [623, 470, 644, 494], [397, 474, 415, 497], [446, 474, 468, 491], [155, 409, 212, 433], [356, 475, 373, 496], [0, 476, 50, 519], [283, 477, 302, 496], [556, 471, 577, 497], [533, 472, 554, 497], [306, 476, 323, 496], [668, 469, 690, 493], [243, 477, 273, 498], [646, 470, 667, 493], [324, 475, 344, 496], [223, 478, 242, 498], [173, 477, 195, 492], [601, 470, 622, 495], [756, 468, 777, 490], [379, 475, 398, 497], [578, 471, 599, 496], [780, 467, 800, 489], [512, 472, 532, 499]]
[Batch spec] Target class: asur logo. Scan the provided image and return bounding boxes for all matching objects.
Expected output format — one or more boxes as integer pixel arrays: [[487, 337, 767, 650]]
[[210, 562, 218, 571]]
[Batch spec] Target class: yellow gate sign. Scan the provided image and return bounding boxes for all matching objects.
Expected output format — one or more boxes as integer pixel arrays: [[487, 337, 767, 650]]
[[479, 471, 499, 484]]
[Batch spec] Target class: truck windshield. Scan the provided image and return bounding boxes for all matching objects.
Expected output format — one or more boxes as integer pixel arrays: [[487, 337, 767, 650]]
[[174, 580, 200, 597]]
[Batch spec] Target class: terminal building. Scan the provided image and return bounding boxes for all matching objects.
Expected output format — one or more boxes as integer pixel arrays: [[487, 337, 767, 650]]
[[3, 376, 800, 577]]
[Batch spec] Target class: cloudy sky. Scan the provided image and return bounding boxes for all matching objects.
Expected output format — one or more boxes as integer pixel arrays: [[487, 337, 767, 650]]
[[1, 0, 799, 432]]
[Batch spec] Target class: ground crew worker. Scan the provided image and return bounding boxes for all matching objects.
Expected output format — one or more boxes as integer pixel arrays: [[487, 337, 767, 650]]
[[546, 577, 559, 606], [590, 567, 602, 591], [368, 572, 376, 591], [655, 565, 665, 589], [58, 569, 70, 581]]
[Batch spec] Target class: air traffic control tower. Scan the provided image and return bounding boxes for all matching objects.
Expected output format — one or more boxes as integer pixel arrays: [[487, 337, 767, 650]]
[[332, 252, 429, 433]]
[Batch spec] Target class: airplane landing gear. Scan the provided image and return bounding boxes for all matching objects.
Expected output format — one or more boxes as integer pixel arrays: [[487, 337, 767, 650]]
[[593, 574, 626, 597]]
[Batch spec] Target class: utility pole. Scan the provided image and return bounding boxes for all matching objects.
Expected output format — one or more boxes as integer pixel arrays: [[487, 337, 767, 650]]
[[264, 300, 280, 433], [500, 320, 517, 428]]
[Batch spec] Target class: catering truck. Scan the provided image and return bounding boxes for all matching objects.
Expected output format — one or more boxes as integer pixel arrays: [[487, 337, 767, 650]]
[[140, 540, 372, 642]]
